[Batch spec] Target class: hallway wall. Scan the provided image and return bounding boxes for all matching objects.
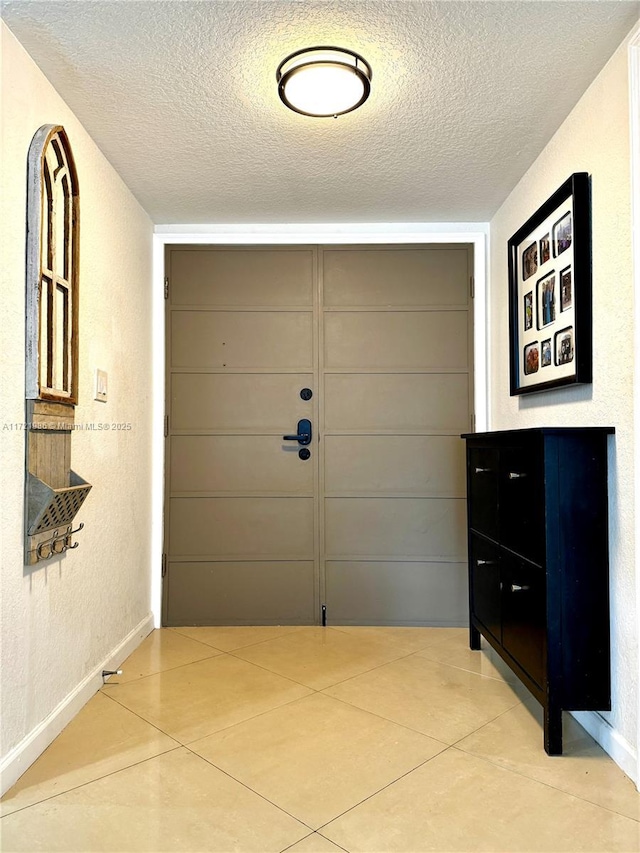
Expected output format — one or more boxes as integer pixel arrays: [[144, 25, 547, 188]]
[[489, 32, 638, 774], [0, 22, 154, 787]]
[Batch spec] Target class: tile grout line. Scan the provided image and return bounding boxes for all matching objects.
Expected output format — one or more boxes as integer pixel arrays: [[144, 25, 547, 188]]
[[315, 690, 453, 746], [314, 744, 640, 846], [285, 648, 529, 758], [226, 644, 430, 692], [109, 628, 508, 710], [415, 649, 522, 684], [99, 686, 191, 742], [153, 628, 232, 655], [102, 674, 321, 749], [175, 683, 445, 752], [183, 744, 315, 833], [141, 644, 323, 692], [450, 742, 640, 825], [446, 696, 640, 824], [106, 653, 405, 752], [101, 649, 223, 686], [105, 648, 316, 702], [0, 745, 185, 819], [409, 648, 529, 688], [313, 746, 456, 837], [304, 646, 528, 694], [182, 691, 324, 745], [446, 699, 527, 750], [162, 641, 528, 747], [327, 624, 467, 649], [160, 630, 511, 698], [184, 736, 446, 842], [279, 831, 350, 853], [168, 624, 308, 653]]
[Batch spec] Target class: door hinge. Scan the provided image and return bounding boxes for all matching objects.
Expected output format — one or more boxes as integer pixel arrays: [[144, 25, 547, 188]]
[[164, 277, 170, 300], [470, 276, 475, 299], [164, 414, 169, 437], [321, 604, 327, 626], [471, 413, 476, 432], [162, 553, 167, 578]]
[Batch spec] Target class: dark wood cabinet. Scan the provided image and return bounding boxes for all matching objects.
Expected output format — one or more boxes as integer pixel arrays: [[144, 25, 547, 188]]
[[462, 428, 613, 754]]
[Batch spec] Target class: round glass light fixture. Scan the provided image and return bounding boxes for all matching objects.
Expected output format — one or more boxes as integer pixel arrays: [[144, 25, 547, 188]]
[[276, 46, 372, 118]]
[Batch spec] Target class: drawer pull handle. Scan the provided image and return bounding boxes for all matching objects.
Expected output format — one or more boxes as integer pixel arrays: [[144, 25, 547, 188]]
[[474, 467, 491, 473], [509, 472, 527, 480], [476, 559, 496, 566], [511, 584, 530, 592]]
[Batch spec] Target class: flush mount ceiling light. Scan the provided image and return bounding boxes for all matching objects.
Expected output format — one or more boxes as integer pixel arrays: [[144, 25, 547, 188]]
[[276, 46, 372, 118]]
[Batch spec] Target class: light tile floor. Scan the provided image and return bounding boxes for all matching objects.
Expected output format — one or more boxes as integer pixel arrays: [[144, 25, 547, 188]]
[[1, 626, 639, 852]]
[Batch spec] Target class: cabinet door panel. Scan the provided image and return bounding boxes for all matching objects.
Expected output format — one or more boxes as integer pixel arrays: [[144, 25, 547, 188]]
[[500, 443, 544, 564], [502, 555, 545, 687], [469, 535, 501, 643], [468, 447, 499, 539]]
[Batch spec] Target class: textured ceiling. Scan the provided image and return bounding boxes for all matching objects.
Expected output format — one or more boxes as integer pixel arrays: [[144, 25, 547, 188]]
[[3, 1, 639, 223]]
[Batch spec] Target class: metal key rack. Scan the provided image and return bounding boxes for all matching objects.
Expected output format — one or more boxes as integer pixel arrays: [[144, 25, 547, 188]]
[[25, 469, 92, 566]]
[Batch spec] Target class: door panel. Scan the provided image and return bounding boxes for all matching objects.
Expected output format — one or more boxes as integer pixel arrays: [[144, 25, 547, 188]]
[[324, 311, 468, 369], [324, 435, 465, 497], [165, 246, 317, 625], [171, 373, 313, 431], [323, 247, 470, 306], [170, 435, 313, 495], [325, 498, 467, 561], [170, 248, 314, 306], [322, 245, 471, 626], [165, 244, 472, 626], [325, 561, 468, 625], [168, 562, 315, 624], [169, 497, 314, 558], [171, 311, 313, 369], [324, 374, 470, 432]]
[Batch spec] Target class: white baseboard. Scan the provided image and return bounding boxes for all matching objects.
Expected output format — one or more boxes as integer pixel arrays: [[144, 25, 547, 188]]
[[571, 710, 638, 785], [0, 613, 154, 797]]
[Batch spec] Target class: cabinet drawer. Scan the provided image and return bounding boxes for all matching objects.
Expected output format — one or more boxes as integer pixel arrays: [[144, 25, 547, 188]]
[[469, 535, 501, 644], [499, 443, 544, 564], [502, 555, 545, 687], [468, 447, 499, 539]]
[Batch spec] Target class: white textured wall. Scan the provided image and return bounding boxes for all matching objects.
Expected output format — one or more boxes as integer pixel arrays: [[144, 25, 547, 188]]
[[0, 23, 154, 765], [489, 36, 637, 753]]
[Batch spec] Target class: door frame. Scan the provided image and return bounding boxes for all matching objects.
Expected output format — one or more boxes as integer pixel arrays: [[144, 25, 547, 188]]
[[630, 25, 640, 789], [151, 223, 489, 627]]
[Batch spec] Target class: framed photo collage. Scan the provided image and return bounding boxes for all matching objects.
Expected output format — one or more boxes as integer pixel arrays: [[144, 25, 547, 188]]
[[508, 173, 592, 396]]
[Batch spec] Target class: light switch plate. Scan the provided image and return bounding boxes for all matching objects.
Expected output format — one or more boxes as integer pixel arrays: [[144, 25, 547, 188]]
[[94, 369, 108, 402]]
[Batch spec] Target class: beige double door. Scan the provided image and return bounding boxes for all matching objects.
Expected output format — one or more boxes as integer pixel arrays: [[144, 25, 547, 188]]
[[164, 245, 473, 626]]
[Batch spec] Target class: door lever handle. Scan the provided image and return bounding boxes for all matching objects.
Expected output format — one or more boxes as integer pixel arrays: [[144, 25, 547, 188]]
[[283, 418, 312, 446]]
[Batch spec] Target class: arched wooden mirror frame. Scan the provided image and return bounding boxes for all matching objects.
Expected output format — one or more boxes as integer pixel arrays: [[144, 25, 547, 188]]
[[26, 124, 79, 405]]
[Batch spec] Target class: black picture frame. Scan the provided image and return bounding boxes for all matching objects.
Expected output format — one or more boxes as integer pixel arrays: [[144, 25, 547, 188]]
[[508, 173, 592, 396]]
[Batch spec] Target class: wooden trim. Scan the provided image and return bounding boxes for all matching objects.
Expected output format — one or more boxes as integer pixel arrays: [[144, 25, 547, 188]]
[[27, 400, 75, 431]]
